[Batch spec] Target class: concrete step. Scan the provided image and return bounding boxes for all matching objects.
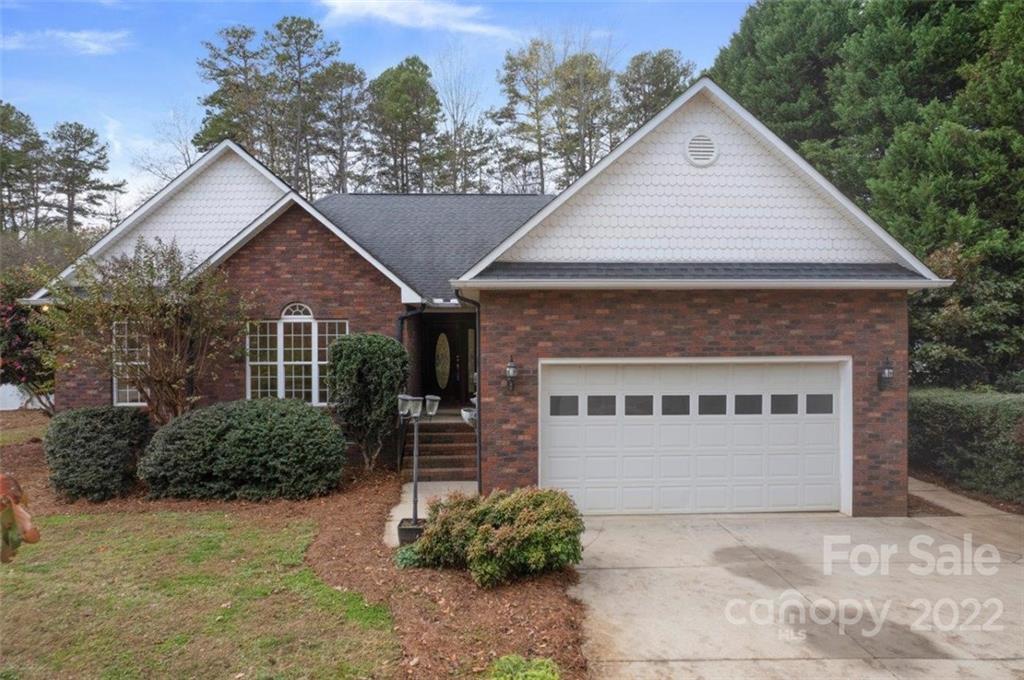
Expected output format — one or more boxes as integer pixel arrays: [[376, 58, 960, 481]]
[[402, 467, 477, 482]]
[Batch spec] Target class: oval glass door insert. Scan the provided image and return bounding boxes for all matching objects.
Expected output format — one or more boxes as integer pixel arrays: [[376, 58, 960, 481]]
[[435, 332, 451, 389]]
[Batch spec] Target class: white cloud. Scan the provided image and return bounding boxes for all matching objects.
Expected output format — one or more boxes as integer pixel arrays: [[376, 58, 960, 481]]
[[1, 29, 132, 55], [320, 0, 518, 40]]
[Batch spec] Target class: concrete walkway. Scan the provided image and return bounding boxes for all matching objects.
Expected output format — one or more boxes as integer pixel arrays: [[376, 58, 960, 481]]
[[382, 480, 477, 548], [573, 488, 1023, 679]]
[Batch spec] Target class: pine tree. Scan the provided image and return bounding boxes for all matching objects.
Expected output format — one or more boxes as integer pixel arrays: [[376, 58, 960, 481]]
[[616, 50, 695, 134], [46, 122, 125, 233]]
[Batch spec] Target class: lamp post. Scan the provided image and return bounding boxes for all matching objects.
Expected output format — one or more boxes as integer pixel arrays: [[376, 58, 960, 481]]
[[397, 393, 440, 545]]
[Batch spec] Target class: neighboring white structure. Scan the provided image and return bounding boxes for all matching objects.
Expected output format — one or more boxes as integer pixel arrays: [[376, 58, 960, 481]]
[[0, 384, 46, 410]]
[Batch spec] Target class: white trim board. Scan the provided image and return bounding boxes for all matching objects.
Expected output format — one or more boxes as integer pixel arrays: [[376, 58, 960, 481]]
[[29, 140, 290, 301], [452, 278, 951, 291], [536, 355, 854, 516], [459, 78, 943, 284]]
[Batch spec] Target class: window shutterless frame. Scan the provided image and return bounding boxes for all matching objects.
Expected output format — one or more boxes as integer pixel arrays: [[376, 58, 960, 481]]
[[245, 304, 348, 406]]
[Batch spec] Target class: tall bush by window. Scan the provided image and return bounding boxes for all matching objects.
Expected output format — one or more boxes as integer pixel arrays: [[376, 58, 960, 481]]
[[326, 333, 409, 471], [0, 267, 55, 415], [46, 239, 252, 425]]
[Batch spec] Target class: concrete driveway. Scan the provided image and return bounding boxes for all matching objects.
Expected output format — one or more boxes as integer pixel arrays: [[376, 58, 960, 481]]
[[572, 504, 1023, 679]]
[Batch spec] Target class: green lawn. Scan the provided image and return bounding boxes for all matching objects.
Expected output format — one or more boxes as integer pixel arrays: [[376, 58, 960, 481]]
[[0, 512, 401, 679], [0, 423, 47, 447]]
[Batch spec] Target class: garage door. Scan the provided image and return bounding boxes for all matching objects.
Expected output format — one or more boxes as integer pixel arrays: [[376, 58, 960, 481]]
[[539, 362, 840, 514]]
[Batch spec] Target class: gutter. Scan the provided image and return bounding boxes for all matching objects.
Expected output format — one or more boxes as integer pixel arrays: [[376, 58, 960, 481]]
[[395, 303, 426, 342], [450, 278, 954, 291], [455, 291, 483, 496]]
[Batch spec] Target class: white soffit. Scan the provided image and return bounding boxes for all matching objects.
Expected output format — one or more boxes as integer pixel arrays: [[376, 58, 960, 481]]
[[460, 79, 941, 282]]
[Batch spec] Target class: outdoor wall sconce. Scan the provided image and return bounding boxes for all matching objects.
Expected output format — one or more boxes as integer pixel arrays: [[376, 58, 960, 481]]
[[505, 356, 519, 393], [878, 358, 895, 390]]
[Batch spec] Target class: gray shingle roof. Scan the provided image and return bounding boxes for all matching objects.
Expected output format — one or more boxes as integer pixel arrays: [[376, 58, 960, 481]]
[[476, 262, 926, 280], [313, 194, 553, 299]]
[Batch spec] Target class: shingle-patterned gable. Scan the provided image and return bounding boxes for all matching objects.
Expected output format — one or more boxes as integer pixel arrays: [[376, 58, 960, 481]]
[[500, 91, 892, 264], [103, 152, 285, 263]]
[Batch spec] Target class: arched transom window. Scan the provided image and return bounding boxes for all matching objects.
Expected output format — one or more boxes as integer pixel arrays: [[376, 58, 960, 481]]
[[247, 303, 348, 404]]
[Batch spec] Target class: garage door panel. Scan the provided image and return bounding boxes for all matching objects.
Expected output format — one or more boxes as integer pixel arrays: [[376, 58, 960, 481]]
[[658, 424, 691, 446], [546, 456, 583, 483], [584, 487, 619, 512], [585, 456, 618, 480], [694, 424, 729, 447], [582, 424, 618, 447], [621, 486, 655, 511], [621, 424, 656, 448], [733, 454, 764, 477], [695, 454, 730, 478], [540, 362, 841, 514], [732, 485, 765, 509], [659, 456, 691, 478]]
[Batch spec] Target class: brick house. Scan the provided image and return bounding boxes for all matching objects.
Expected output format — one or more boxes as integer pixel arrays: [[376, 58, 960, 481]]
[[30, 79, 949, 517]]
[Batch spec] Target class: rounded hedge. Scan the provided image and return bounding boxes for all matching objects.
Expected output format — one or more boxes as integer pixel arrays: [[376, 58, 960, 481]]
[[139, 399, 347, 500], [44, 406, 152, 501]]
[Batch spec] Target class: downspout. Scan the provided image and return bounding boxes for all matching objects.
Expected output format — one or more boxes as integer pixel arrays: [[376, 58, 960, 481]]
[[455, 291, 483, 495], [395, 303, 425, 342]]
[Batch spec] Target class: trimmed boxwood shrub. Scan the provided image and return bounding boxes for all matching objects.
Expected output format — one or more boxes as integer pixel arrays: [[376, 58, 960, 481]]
[[139, 399, 347, 500], [407, 488, 584, 588], [44, 406, 152, 501], [909, 389, 1024, 503]]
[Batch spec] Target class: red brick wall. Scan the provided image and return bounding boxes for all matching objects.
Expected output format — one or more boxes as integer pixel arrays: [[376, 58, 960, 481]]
[[478, 289, 909, 517], [54, 204, 410, 409]]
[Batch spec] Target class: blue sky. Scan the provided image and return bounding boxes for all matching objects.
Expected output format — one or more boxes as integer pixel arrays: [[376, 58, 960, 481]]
[[1, 0, 750, 200]]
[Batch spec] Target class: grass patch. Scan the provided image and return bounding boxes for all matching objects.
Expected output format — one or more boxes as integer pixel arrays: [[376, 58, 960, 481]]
[[0, 512, 400, 679], [0, 423, 47, 446]]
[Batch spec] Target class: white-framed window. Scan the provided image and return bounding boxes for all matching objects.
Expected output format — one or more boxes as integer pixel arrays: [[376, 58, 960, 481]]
[[246, 303, 348, 405], [112, 321, 146, 406]]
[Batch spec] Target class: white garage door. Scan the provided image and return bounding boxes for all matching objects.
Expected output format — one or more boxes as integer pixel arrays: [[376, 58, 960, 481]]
[[540, 362, 841, 514]]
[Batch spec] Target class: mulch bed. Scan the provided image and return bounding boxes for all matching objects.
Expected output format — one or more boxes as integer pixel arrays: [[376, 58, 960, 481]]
[[1, 441, 587, 679], [907, 493, 960, 517], [911, 467, 1024, 515]]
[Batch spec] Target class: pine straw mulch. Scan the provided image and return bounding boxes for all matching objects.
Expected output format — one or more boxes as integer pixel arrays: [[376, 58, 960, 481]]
[[0, 440, 587, 679], [907, 493, 960, 517]]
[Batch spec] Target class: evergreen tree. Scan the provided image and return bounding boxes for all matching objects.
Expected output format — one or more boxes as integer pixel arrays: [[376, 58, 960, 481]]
[[364, 56, 441, 193], [46, 122, 125, 233], [0, 102, 50, 232], [497, 39, 556, 193], [315, 61, 367, 194], [616, 49, 695, 134], [550, 50, 615, 186]]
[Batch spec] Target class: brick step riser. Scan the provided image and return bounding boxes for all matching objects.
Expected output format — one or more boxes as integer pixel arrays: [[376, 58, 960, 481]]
[[405, 434, 476, 445], [402, 468, 477, 482], [403, 455, 476, 469]]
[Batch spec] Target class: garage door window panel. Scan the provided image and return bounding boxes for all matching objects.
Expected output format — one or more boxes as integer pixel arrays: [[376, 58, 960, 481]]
[[770, 394, 799, 414], [625, 395, 654, 416], [698, 395, 727, 415], [550, 395, 579, 416], [587, 395, 616, 416], [734, 394, 763, 415], [806, 394, 834, 414], [661, 395, 690, 415]]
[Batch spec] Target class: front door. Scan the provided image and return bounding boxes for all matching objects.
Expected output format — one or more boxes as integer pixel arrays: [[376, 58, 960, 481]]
[[422, 314, 475, 406]]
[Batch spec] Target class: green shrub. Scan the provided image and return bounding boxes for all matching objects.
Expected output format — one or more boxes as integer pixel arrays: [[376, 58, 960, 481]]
[[995, 369, 1024, 393], [139, 399, 346, 500], [414, 488, 584, 588], [909, 389, 1024, 503], [44, 406, 152, 501], [326, 333, 409, 471], [394, 543, 422, 569], [487, 655, 560, 680]]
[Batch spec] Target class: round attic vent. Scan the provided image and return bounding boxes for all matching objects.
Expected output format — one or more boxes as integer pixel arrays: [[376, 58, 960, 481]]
[[686, 134, 718, 167]]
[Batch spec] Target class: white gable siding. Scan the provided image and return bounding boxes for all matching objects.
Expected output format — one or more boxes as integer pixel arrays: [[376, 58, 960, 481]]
[[102, 152, 285, 263], [501, 93, 893, 264]]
